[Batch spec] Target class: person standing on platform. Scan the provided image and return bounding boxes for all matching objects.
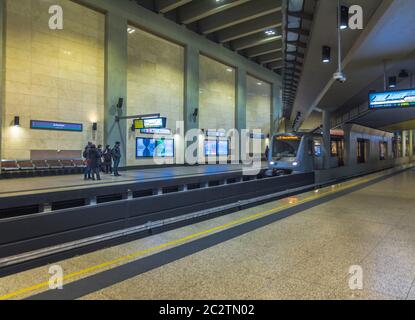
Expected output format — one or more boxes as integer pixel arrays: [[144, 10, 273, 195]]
[[103, 145, 113, 174], [97, 145, 104, 172], [83, 141, 92, 180], [265, 145, 270, 160], [112, 141, 122, 177], [89, 144, 101, 181]]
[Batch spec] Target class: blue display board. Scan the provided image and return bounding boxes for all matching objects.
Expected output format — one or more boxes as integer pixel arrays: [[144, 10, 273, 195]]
[[204, 140, 217, 156], [217, 140, 229, 156], [30, 120, 83, 132], [136, 138, 174, 158], [136, 138, 157, 158], [369, 89, 415, 109], [155, 139, 175, 158]]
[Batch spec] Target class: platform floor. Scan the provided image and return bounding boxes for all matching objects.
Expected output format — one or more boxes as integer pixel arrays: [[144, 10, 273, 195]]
[[0, 163, 267, 197], [1, 167, 415, 300]]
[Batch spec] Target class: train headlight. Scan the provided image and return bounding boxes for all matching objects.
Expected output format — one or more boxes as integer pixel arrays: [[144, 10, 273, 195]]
[[292, 161, 299, 167]]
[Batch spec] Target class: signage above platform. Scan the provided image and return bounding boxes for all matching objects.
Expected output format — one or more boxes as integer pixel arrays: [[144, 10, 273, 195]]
[[369, 89, 415, 109], [134, 117, 167, 130], [140, 128, 172, 135], [30, 120, 83, 132]]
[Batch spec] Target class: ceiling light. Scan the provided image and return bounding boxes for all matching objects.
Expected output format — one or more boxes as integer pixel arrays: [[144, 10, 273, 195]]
[[339, 5, 349, 30], [265, 29, 276, 36], [322, 46, 331, 63], [257, 82, 262, 86], [388, 76, 397, 88], [127, 27, 136, 34], [226, 68, 233, 72]]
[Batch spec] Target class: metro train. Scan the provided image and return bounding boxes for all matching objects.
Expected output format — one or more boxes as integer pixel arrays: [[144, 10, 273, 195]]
[[266, 132, 344, 175]]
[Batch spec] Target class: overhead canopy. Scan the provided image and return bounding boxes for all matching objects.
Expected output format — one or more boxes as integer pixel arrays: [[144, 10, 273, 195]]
[[349, 107, 415, 131]]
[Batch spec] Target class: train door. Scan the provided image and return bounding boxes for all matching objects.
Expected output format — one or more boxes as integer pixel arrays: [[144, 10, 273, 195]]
[[312, 137, 324, 170]]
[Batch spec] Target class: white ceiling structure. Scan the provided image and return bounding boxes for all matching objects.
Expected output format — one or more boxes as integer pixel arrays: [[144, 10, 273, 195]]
[[291, 0, 415, 130]]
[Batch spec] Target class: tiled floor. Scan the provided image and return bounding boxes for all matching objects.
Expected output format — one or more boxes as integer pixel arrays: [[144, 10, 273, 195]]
[[2, 167, 415, 300]]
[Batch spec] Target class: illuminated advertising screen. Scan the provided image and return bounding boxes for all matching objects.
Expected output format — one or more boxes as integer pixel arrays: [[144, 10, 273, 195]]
[[204, 140, 217, 156], [369, 89, 415, 109], [155, 139, 174, 158], [134, 118, 167, 129], [136, 138, 157, 158], [217, 140, 229, 156], [30, 120, 83, 132]]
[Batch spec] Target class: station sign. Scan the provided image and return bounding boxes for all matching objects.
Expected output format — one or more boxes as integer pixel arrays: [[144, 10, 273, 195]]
[[369, 89, 415, 109], [250, 133, 265, 139], [134, 117, 167, 129], [30, 120, 83, 132], [140, 128, 172, 135]]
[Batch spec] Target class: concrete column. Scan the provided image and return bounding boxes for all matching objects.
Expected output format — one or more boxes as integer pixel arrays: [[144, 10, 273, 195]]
[[0, 0, 5, 167], [271, 84, 282, 134], [184, 45, 199, 133], [322, 110, 331, 169], [409, 130, 414, 158], [235, 67, 247, 162], [235, 67, 247, 133], [105, 13, 128, 167]]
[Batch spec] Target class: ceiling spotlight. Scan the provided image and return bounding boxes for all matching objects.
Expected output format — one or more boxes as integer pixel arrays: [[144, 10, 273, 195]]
[[388, 76, 397, 88], [322, 46, 331, 63], [257, 82, 263, 86], [127, 27, 136, 34], [265, 29, 276, 36], [226, 68, 233, 72], [339, 5, 349, 30]]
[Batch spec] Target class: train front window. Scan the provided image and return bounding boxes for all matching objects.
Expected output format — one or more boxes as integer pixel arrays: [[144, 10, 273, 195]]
[[273, 139, 301, 158]]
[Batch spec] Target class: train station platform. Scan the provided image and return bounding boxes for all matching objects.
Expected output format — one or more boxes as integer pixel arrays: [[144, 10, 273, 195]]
[[0, 163, 268, 197], [1, 165, 415, 300]]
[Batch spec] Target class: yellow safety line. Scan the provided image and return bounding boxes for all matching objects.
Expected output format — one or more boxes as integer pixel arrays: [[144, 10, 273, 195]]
[[0, 175, 374, 300]]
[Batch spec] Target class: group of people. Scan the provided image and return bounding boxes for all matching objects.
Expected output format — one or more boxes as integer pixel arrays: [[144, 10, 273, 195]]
[[83, 142, 122, 181]]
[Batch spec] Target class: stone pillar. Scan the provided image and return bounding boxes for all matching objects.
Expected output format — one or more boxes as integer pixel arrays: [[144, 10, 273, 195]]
[[322, 110, 331, 169], [105, 13, 128, 167], [271, 84, 282, 134], [235, 67, 247, 162], [184, 45, 199, 133], [0, 0, 5, 168], [409, 130, 413, 158]]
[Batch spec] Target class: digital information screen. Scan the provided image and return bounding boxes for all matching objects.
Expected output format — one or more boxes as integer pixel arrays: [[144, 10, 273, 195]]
[[30, 120, 83, 132], [136, 138, 157, 158], [136, 138, 174, 158], [134, 118, 167, 129], [204, 140, 218, 156], [217, 140, 229, 156], [369, 89, 415, 109], [155, 139, 174, 158]]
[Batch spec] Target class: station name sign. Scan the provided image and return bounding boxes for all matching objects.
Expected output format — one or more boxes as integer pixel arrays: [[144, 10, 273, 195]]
[[30, 120, 83, 132], [369, 89, 415, 109]]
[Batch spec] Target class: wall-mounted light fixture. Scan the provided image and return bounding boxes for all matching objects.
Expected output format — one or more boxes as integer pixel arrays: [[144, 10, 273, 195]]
[[14, 116, 20, 127], [340, 5, 349, 30], [92, 122, 98, 131], [388, 76, 397, 88], [322, 46, 331, 63]]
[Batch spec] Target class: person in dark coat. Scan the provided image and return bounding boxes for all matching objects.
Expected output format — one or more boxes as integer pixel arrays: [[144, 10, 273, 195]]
[[83, 141, 92, 180], [265, 145, 270, 160], [88, 144, 101, 181], [112, 142, 122, 177], [103, 145, 113, 174]]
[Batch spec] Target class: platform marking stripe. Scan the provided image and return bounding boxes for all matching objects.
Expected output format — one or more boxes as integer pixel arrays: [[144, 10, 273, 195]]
[[0, 175, 375, 300]]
